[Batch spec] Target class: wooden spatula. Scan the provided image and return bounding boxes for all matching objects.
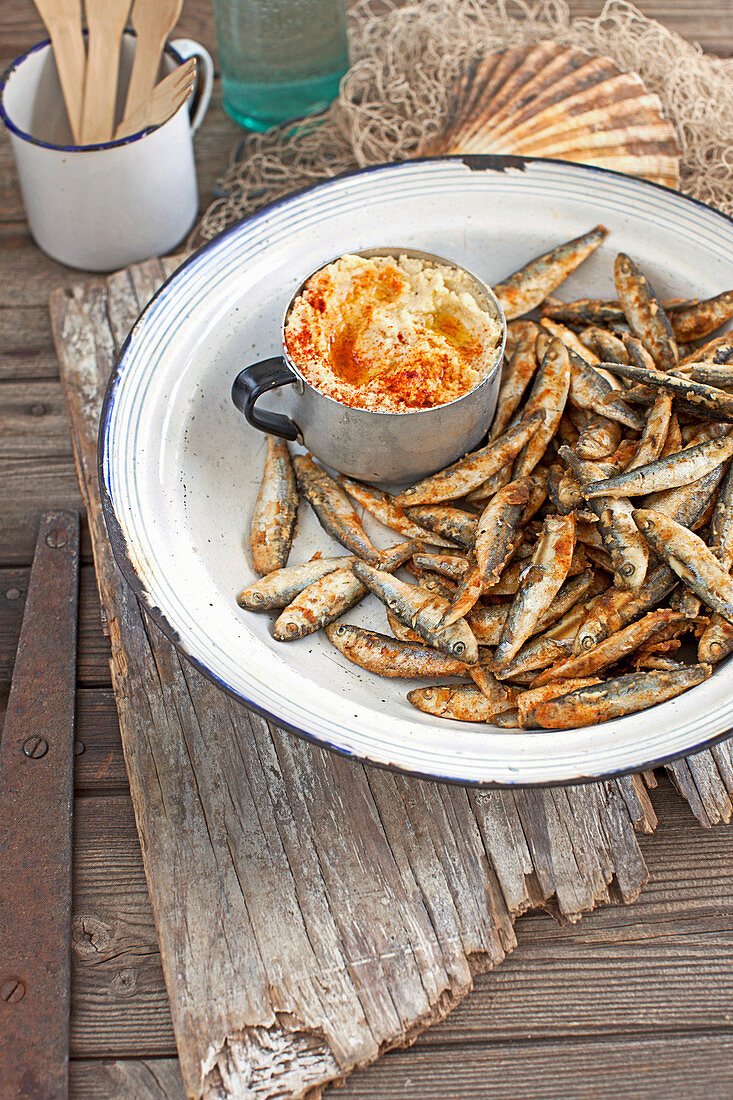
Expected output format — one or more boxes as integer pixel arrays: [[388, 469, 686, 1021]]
[[114, 56, 196, 140], [31, 0, 85, 143], [123, 0, 184, 123], [80, 0, 132, 144]]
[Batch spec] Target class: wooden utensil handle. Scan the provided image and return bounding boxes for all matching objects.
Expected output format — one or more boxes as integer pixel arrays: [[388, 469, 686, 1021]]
[[124, 30, 167, 120], [48, 21, 85, 143], [80, 32, 121, 143]]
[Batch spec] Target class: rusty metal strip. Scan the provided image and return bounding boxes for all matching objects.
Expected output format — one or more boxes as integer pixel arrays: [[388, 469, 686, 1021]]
[[0, 511, 80, 1100]]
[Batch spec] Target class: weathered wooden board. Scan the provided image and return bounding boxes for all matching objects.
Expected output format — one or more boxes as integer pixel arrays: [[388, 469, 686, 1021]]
[[68, 1033, 733, 1100], [52, 259, 655, 1100], [0, 379, 74, 457], [66, 780, 733, 1067], [0, 455, 88, 564], [0, 307, 59, 381]]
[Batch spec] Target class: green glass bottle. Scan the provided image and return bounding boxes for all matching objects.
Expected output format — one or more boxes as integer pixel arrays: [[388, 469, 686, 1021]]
[[213, 0, 349, 131]]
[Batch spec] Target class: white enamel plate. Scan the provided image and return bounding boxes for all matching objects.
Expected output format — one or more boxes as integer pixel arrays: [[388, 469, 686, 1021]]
[[100, 156, 733, 786]]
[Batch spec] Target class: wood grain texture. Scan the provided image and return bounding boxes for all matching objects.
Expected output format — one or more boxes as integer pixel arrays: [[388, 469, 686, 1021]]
[[0, 2, 731, 1096], [2, 0, 733, 70], [0, 379, 74, 457], [70, 1059, 185, 1100], [0, 455, 88, 563], [52, 259, 651, 1100], [0, 307, 58, 381], [65, 780, 733, 1066], [69, 1036, 733, 1100]]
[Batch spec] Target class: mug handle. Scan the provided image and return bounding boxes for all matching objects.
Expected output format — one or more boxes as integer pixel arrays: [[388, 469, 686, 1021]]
[[169, 38, 214, 133], [231, 357, 302, 442]]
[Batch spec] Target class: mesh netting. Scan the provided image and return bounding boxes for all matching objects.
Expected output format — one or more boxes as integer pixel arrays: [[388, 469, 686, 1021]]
[[193, 0, 733, 246]]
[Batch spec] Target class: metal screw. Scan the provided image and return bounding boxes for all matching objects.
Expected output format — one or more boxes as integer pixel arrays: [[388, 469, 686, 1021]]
[[23, 737, 48, 759], [0, 979, 26, 1004], [46, 529, 68, 549], [5, 587, 21, 600], [30, 403, 46, 417], [74, 741, 85, 756]]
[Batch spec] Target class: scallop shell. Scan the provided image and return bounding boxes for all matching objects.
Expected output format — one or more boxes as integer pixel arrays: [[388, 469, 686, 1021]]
[[425, 44, 680, 189]]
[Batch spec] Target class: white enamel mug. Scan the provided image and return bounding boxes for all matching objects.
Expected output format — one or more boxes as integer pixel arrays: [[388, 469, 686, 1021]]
[[0, 33, 214, 272]]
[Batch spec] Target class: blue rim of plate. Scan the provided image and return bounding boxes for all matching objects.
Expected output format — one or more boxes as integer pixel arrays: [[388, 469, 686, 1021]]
[[98, 153, 733, 788]]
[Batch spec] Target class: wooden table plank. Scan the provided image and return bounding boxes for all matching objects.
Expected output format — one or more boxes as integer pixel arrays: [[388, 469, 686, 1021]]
[[66, 781, 733, 1062], [2, 0, 732, 68], [70, 1060, 185, 1100], [70, 1036, 733, 1100], [0, 457, 90, 564], [0, 379, 74, 458], [0, 307, 58, 382], [1, 0, 733, 1095], [266, 1034, 733, 1099], [72, 798, 174, 1059]]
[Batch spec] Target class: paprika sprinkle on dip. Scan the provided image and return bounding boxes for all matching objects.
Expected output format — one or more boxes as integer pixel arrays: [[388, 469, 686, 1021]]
[[284, 253, 503, 413]]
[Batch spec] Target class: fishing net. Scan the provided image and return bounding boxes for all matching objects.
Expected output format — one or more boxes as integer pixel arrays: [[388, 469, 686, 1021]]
[[192, 0, 733, 246]]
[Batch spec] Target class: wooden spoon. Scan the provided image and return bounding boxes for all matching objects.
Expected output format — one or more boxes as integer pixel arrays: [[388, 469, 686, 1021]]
[[114, 57, 196, 140], [31, 0, 85, 143], [80, 0, 132, 144], [123, 0, 184, 123]]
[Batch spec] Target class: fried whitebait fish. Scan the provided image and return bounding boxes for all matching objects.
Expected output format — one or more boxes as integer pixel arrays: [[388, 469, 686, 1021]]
[[250, 435, 298, 574]]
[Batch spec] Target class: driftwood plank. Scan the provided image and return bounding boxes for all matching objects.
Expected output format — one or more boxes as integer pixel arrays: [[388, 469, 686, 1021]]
[[612, 774, 658, 834], [48, 257, 692, 1099], [67, 783, 733, 1061], [666, 758, 717, 827]]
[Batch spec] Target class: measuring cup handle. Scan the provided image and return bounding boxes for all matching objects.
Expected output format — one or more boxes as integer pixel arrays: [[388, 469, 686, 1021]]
[[169, 38, 214, 133], [231, 358, 301, 442]]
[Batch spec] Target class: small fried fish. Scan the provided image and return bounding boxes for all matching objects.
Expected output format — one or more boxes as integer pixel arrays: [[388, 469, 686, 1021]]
[[531, 609, 684, 686], [528, 665, 711, 729], [494, 514, 577, 667], [394, 412, 544, 506], [670, 290, 733, 343], [325, 624, 470, 678], [272, 541, 416, 640], [405, 505, 478, 548], [250, 435, 298, 574], [407, 683, 513, 722], [338, 475, 452, 546], [294, 454, 381, 561], [513, 339, 570, 476], [603, 362, 733, 421], [492, 225, 608, 320], [239, 555, 355, 611], [442, 478, 530, 625], [352, 560, 479, 664], [583, 434, 733, 499], [489, 321, 541, 440], [625, 391, 673, 471], [614, 253, 679, 372], [633, 508, 733, 623], [572, 563, 677, 654]]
